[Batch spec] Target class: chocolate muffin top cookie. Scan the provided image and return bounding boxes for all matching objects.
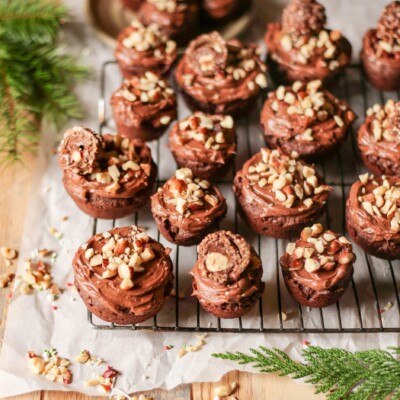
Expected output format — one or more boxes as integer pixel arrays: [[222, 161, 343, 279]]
[[260, 79, 356, 160], [73, 225, 173, 319], [280, 223, 355, 292], [169, 113, 236, 169], [151, 168, 227, 234], [175, 31, 267, 114], [347, 174, 400, 243], [265, 0, 351, 83], [358, 99, 400, 176], [60, 130, 155, 197], [114, 20, 177, 77]]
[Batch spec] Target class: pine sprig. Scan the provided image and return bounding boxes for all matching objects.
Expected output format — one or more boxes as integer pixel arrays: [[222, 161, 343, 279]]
[[212, 346, 400, 400], [0, 0, 88, 163]]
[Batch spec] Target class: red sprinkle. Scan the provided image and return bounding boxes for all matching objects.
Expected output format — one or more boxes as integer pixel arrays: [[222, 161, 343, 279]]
[[303, 340, 310, 346], [52, 306, 58, 311], [380, 309, 384, 314], [7, 292, 12, 299], [66, 282, 73, 287]]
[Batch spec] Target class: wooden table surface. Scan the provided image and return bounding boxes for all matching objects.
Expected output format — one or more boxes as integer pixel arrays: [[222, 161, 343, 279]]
[[0, 156, 325, 399]]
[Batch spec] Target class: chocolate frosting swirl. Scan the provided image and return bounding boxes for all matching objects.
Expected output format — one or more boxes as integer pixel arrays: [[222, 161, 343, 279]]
[[59, 127, 103, 175], [280, 224, 355, 292], [191, 230, 264, 306], [175, 31, 267, 111], [169, 113, 236, 165], [346, 175, 400, 243], [151, 169, 227, 234], [61, 134, 155, 200], [234, 148, 331, 219], [114, 21, 177, 77], [261, 80, 356, 158], [358, 100, 400, 171], [73, 226, 173, 319]]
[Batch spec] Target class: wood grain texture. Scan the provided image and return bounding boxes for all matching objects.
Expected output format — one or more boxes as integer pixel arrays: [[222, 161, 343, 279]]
[[0, 157, 324, 399]]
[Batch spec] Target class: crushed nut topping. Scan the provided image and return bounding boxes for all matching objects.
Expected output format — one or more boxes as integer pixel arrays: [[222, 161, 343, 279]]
[[376, 1, 400, 55], [176, 113, 234, 150], [365, 99, 400, 143], [27, 348, 72, 384], [86, 136, 152, 193], [269, 80, 355, 142], [285, 223, 354, 273], [120, 72, 175, 105], [122, 20, 176, 55], [161, 168, 218, 216], [247, 148, 331, 209], [356, 175, 400, 234], [84, 226, 157, 290], [148, 0, 187, 13]]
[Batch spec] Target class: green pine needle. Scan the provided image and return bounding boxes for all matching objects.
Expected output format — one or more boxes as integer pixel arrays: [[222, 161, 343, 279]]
[[212, 346, 400, 399], [0, 0, 89, 163]]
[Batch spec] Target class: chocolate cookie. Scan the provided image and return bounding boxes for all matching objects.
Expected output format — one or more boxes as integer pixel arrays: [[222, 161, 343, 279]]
[[260, 79, 356, 161], [115, 20, 177, 79], [138, 0, 199, 46], [110, 72, 177, 142], [151, 168, 227, 246], [265, 0, 351, 86], [73, 226, 174, 325], [59, 128, 157, 219], [175, 31, 267, 116], [191, 230, 264, 318], [200, 0, 249, 23], [169, 113, 236, 180], [362, 1, 400, 91], [358, 99, 400, 177], [346, 174, 400, 260], [280, 223, 355, 308], [233, 148, 332, 238]]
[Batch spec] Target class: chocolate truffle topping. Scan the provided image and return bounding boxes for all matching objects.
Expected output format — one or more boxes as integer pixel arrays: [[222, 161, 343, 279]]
[[265, 0, 351, 85], [233, 148, 332, 238], [191, 230, 264, 318], [261, 79, 356, 160], [280, 223, 355, 308], [282, 0, 326, 37], [151, 168, 227, 245], [175, 31, 267, 115], [59, 127, 103, 175], [358, 100, 400, 177], [346, 174, 400, 260], [110, 72, 177, 141], [73, 225, 174, 324], [169, 113, 236, 179], [115, 20, 177, 78]]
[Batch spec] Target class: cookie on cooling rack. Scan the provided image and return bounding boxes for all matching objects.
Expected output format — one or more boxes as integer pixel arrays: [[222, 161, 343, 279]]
[[138, 0, 199, 46], [151, 168, 227, 246], [346, 174, 400, 260], [358, 99, 400, 177], [260, 79, 356, 161], [169, 113, 236, 180], [110, 72, 177, 142], [191, 230, 265, 318], [73, 225, 174, 325], [59, 127, 157, 219], [264, 0, 351, 86], [361, 1, 400, 91], [175, 31, 267, 116], [233, 148, 332, 239], [280, 223, 355, 308], [115, 20, 178, 79]]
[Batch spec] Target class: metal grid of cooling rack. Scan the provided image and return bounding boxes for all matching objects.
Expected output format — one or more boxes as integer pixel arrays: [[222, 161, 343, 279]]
[[87, 60, 400, 333]]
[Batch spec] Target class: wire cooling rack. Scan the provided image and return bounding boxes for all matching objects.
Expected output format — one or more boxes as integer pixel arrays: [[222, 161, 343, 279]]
[[87, 61, 400, 333]]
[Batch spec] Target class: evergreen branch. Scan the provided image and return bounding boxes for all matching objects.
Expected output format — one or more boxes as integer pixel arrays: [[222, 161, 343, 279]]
[[212, 346, 400, 400]]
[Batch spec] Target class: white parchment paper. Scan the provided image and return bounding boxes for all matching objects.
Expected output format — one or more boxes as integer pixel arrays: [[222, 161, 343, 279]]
[[0, 0, 399, 397]]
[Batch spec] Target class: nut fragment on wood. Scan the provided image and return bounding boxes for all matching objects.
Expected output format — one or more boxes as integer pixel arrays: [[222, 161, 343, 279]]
[[214, 382, 238, 397]]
